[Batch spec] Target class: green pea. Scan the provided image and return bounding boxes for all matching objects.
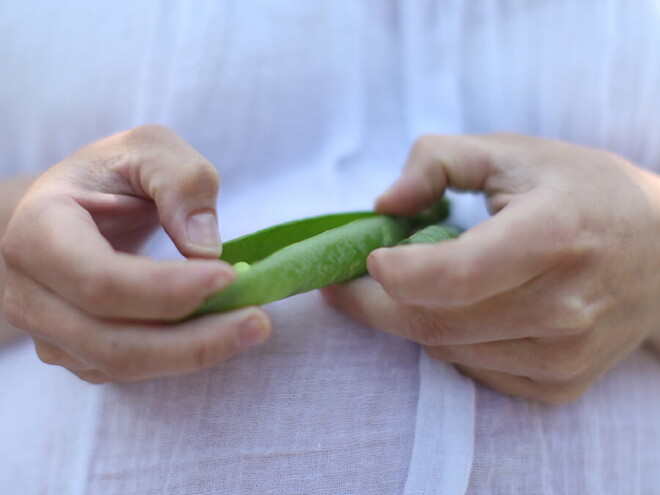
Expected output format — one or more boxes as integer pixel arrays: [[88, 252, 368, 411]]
[[192, 200, 454, 316], [232, 261, 252, 274]]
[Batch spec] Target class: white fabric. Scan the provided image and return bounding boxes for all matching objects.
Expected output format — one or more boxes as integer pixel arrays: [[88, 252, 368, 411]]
[[403, 353, 475, 495], [467, 348, 660, 494], [1, 1, 660, 494]]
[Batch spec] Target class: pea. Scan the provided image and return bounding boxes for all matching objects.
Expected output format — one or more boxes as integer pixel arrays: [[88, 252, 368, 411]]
[[232, 261, 252, 274], [192, 200, 455, 315]]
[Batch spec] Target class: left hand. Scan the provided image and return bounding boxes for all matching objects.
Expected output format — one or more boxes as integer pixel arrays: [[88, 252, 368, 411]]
[[323, 133, 660, 403]]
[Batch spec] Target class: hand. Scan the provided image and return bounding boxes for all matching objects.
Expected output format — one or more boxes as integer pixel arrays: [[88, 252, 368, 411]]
[[323, 133, 660, 403], [1, 125, 271, 383]]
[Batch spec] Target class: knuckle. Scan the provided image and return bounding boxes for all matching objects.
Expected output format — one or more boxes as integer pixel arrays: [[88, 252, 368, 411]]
[[3, 306, 25, 330], [412, 134, 439, 154], [553, 292, 608, 336], [539, 383, 588, 405], [0, 231, 22, 267], [76, 370, 111, 385], [94, 339, 133, 380], [544, 215, 596, 265], [124, 124, 174, 146], [3, 292, 26, 329], [34, 341, 64, 366], [179, 160, 220, 198], [194, 160, 220, 187]]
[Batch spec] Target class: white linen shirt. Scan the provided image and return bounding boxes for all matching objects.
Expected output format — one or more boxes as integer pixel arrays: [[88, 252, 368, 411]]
[[1, 1, 659, 493]]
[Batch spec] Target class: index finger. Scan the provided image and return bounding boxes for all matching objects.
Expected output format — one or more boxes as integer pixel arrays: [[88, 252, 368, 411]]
[[3, 197, 234, 320], [376, 135, 493, 215], [9, 273, 271, 381]]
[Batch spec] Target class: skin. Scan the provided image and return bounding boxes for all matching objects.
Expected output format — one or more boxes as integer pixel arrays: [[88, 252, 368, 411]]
[[0, 125, 271, 384], [323, 133, 660, 404], [2, 129, 658, 398], [0, 176, 37, 346], [196, 215, 410, 314]]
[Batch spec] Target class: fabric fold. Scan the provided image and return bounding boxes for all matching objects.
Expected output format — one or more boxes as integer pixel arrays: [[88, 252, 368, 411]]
[[404, 353, 476, 495]]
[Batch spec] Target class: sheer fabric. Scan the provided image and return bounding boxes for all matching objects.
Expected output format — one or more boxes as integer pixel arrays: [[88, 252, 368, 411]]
[[0, 1, 659, 493]]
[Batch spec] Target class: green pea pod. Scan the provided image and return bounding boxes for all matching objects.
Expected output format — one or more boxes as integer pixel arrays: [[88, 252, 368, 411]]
[[193, 200, 452, 315], [219, 211, 378, 265], [398, 224, 462, 245]]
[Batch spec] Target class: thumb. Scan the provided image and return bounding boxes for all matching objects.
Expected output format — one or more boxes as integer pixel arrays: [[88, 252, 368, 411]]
[[118, 125, 223, 259], [376, 135, 493, 215], [367, 195, 557, 307]]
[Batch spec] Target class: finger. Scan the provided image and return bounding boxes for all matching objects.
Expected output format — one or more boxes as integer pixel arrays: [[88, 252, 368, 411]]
[[376, 135, 493, 215], [82, 309, 271, 381], [82, 193, 160, 252], [322, 278, 414, 335], [323, 277, 570, 345], [8, 274, 271, 381], [33, 337, 92, 371], [454, 364, 586, 404], [367, 193, 574, 306], [3, 203, 235, 320], [117, 125, 221, 257], [326, 278, 519, 346], [425, 337, 590, 383], [76, 125, 222, 258], [71, 369, 113, 385]]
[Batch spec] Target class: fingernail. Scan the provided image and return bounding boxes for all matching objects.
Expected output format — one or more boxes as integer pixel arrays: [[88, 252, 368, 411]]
[[208, 268, 236, 294], [187, 212, 221, 250], [237, 317, 268, 348]]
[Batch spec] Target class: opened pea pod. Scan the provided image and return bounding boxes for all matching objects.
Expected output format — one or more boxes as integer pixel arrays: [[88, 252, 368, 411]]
[[192, 199, 460, 316]]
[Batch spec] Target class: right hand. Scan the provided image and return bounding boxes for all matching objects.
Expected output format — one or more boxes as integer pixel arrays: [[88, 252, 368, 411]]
[[0, 125, 271, 384]]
